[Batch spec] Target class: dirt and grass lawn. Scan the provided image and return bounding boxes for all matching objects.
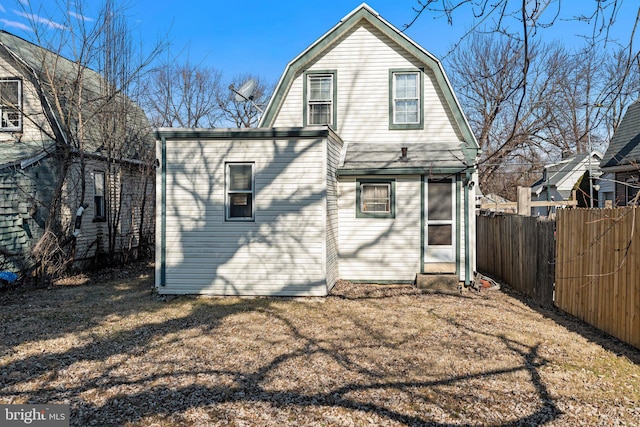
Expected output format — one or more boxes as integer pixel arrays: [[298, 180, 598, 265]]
[[1, 263, 639, 426]]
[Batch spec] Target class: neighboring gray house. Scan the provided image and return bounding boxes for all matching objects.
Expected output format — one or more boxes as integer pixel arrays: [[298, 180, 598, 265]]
[[0, 31, 154, 275], [155, 4, 480, 296], [600, 100, 640, 206], [530, 151, 603, 216]]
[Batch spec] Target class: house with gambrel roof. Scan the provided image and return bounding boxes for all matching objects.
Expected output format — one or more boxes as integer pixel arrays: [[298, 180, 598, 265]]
[[155, 4, 480, 296], [0, 30, 154, 276]]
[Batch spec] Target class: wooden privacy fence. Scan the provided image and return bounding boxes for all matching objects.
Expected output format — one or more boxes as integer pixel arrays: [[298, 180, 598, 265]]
[[555, 208, 640, 349], [476, 214, 556, 307]]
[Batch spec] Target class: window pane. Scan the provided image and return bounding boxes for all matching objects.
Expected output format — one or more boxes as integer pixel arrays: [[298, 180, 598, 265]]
[[627, 180, 639, 206], [428, 224, 452, 245], [395, 73, 417, 98], [94, 196, 105, 218], [395, 100, 418, 124], [0, 81, 19, 105], [94, 172, 105, 196], [1, 111, 20, 128], [229, 165, 252, 191], [229, 193, 252, 218], [309, 104, 331, 125], [309, 76, 332, 101], [428, 180, 452, 220], [362, 184, 390, 212]]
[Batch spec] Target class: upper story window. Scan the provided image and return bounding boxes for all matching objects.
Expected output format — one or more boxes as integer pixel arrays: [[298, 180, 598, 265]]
[[304, 71, 336, 127], [389, 70, 423, 130], [0, 78, 22, 131]]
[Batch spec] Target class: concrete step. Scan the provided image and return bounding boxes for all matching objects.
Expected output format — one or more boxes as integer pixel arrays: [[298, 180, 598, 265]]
[[416, 274, 461, 295]]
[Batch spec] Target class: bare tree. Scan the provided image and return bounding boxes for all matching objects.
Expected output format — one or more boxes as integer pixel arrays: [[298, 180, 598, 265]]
[[13, 0, 163, 276], [140, 58, 223, 128], [449, 34, 565, 197], [217, 74, 273, 128], [415, 1, 640, 198]]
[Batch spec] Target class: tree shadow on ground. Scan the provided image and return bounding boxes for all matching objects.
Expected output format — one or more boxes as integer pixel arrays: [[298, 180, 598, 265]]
[[0, 275, 574, 426], [498, 283, 640, 365]]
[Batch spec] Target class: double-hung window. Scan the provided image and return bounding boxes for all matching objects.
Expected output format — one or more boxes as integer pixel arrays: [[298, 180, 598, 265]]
[[93, 171, 106, 221], [226, 163, 255, 221], [304, 71, 336, 126], [389, 70, 423, 129], [0, 78, 22, 131], [356, 179, 395, 218]]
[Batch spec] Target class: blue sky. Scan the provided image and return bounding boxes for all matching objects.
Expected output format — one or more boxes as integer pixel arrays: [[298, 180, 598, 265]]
[[1, 1, 638, 85]]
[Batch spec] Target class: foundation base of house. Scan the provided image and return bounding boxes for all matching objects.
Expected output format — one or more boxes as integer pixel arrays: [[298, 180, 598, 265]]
[[416, 274, 461, 295]]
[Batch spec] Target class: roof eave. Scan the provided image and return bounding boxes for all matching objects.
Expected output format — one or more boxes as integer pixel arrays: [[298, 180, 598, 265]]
[[337, 166, 468, 176]]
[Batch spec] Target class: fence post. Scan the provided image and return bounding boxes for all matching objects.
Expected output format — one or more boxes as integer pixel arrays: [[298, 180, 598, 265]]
[[517, 186, 531, 216]]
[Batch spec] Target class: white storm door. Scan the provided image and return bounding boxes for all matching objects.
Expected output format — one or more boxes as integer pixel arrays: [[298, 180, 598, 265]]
[[424, 178, 455, 264]]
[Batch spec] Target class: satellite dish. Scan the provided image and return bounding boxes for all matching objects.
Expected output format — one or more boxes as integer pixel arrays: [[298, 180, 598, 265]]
[[232, 79, 258, 102]]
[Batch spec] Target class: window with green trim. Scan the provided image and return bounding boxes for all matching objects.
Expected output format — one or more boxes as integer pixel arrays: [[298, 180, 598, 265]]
[[304, 71, 336, 126], [356, 179, 395, 218], [226, 163, 255, 221], [389, 70, 423, 130]]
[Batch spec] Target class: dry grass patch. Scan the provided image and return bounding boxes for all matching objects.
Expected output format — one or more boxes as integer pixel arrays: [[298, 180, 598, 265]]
[[1, 264, 639, 426]]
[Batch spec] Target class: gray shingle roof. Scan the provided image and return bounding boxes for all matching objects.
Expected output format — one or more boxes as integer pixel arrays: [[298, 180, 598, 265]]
[[0, 30, 153, 162], [531, 152, 602, 194], [600, 100, 640, 169], [338, 142, 470, 174], [0, 140, 55, 170]]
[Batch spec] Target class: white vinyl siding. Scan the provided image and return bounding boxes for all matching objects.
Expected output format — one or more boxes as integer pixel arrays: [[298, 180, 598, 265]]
[[325, 135, 342, 290], [338, 175, 421, 282], [272, 22, 462, 145], [158, 134, 342, 296], [59, 159, 153, 262]]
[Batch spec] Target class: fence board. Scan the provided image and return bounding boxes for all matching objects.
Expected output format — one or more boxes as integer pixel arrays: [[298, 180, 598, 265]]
[[476, 215, 555, 307], [555, 208, 640, 349]]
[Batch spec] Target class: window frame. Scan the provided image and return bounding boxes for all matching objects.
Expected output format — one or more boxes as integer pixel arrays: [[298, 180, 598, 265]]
[[356, 178, 396, 219], [0, 78, 22, 132], [426, 178, 454, 246], [303, 70, 337, 127], [626, 176, 639, 206], [389, 69, 423, 130], [93, 171, 106, 222], [225, 162, 255, 221]]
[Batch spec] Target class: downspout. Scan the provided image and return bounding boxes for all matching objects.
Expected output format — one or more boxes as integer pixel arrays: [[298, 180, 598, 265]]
[[464, 170, 471, 287], [420, 174, 425, 274], [160, 136, 166, 287], [456, 175, 461, 278], [59, 203, 89, 248]]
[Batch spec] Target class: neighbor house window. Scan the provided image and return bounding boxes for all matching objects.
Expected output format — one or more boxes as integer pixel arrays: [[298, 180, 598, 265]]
[[626, 177, 639, 206], [304, 71, 336, 127], [226, 163, 255, 221], [356, 178, 395, 218], [93, 171, 106, 221], [0, 78, 22, 131], [389, 70, 423, 130]]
